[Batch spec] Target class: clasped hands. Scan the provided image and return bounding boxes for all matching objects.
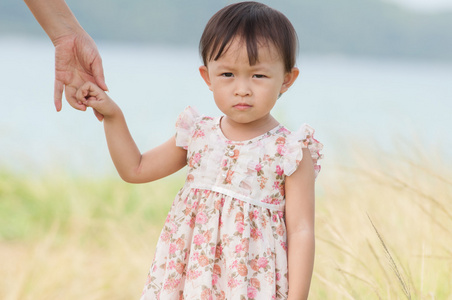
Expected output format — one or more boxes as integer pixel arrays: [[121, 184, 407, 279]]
[[53, 30, 108, 121]]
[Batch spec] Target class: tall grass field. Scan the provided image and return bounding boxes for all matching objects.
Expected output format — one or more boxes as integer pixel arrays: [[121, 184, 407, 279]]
[[1, 143, 451, 299]]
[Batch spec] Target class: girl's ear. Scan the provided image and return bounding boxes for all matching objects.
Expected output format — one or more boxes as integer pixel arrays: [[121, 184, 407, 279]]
[[280, 67, 300, 94], [199, 65, 212, 91]]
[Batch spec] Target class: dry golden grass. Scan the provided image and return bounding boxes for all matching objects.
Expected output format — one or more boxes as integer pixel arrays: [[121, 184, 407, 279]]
[[0, 171, 180, 300], [1, 142, 451, 299], [312, 141, 452, 299]]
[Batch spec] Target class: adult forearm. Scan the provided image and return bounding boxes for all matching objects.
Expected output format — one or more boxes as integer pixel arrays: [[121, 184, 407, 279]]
[[24, 0, 82, 42], [287, 230, 315, 300]]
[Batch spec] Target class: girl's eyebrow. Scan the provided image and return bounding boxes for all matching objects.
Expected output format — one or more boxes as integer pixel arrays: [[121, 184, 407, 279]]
[[215, 62, 233, 69], [251, 65, 272, 71], [249, 64, 277, 74]]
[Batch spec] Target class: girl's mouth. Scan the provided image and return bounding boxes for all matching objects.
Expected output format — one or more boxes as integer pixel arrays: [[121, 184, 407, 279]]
[[233, 103, 252, 110]]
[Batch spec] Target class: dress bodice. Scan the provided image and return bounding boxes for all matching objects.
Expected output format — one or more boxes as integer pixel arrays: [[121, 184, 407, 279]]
[[175, 107, 323, 212]]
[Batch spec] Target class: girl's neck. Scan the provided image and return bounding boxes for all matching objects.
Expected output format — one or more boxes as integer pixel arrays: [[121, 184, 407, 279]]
[[220, 114, 280, 142]]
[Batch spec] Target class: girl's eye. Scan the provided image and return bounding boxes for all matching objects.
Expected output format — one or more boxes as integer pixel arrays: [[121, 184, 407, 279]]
[[221, 73, 233, 77], [253, 74, 266, 78]]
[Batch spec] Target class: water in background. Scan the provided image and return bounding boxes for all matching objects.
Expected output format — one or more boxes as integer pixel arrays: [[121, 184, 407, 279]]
[[1, 37, 451, 175]]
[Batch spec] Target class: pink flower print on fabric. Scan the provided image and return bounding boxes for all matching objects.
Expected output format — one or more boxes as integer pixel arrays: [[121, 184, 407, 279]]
[[186, 216, 196, 228], [252, 209, 259, 220], [176, 238, 185, 250], [201, 288, 212, 300], [237, 263, 248, 276], [161, 230, 170, 242], [187, 269, 202, 281], [280, 241, 288, 251], [227, 276, 240, 289], [188, 152, 201, 168], [192, 252, 199, 261], [257, 176, 267, 190], [141, 107, 323, 300], [248, 286, 258, 299], [212, 273, 219, 285], [251, 228, 263, 240], [250, 259, 259, 272], [169, 243, 177, 254], [163, 278, 181, 291], [236, 220, 245, 234], [204, 230, 212, 243], [193, 234, 205, 245], [221, 159, 228, 168], [167, 260, 176, 270], [195, 211, 208, 224], [275, 165, 284, 176], [193, 129, 205, 139], [224, 170, 234, 184], [250, 277, 261, 289], [255, 163, 262, 173], [198, 255, 209, 267], [258, 257, 269, 269]]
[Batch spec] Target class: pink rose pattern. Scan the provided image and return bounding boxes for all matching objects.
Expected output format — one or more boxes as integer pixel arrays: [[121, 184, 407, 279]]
[[140, 107, 323, 299]]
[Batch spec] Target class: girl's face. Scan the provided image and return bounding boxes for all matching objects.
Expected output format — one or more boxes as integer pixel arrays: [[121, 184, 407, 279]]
[[199, 39, 299, 130]]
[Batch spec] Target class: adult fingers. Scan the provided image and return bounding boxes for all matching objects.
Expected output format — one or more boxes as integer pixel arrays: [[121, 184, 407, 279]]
[[92, 56, 108, 92], [65, 85, 87, 111], [54, 79, 64, 112]]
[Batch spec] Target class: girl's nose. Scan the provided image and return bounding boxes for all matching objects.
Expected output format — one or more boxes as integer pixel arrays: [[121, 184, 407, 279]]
[[234, 79, 252, 97]]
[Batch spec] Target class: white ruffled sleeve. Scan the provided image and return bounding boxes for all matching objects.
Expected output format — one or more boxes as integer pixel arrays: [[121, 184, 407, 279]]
[[175, 106, 200, 150], [283, 124, 324, 178]]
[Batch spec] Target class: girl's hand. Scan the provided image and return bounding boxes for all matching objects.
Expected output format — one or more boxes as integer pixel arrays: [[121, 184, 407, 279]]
[[76, 82, 119, 120]]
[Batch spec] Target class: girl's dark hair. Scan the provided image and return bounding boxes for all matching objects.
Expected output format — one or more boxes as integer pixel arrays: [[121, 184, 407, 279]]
[[199, 1, 298, 73]]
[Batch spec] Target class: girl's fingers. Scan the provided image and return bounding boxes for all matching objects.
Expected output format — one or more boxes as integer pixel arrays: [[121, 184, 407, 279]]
[[83, 96, 98, 108], [77, 82, 96, 101], [75, 82, 107, 120], [85, 82, 102, 98], [75, 84, 87, 104]]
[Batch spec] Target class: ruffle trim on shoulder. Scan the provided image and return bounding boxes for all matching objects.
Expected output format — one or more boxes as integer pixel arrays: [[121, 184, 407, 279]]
[[175, 106, 200, 150], [283, 124, 324, 178]]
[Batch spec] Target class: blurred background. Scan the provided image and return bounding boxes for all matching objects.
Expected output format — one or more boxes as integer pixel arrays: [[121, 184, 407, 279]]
[[1, 0, 451, 174], [1, 1, 452, 299]]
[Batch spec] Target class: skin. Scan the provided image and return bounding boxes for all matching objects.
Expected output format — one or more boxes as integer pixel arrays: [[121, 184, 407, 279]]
[[75, 84, 187, 183], [24, 0, 107, 120], [285, 147, 316, 300], [76, 38, 315, 299], [199, 39, 298, 141]]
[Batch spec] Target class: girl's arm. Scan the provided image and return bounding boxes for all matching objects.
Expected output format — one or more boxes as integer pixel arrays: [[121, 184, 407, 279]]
[[77, 82, 187, 183], [285, 147, 316, 300]]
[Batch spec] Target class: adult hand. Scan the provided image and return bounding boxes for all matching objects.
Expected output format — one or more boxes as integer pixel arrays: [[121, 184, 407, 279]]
[[23, 0, 108, 120], [53, 30, 108, 121]]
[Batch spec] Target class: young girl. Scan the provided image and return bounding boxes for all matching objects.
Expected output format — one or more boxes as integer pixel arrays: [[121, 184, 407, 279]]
[[76, 2, 322, 299]]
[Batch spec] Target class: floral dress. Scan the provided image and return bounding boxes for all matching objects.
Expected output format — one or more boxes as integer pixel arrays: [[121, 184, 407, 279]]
[[140, 107, 323, 300]]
